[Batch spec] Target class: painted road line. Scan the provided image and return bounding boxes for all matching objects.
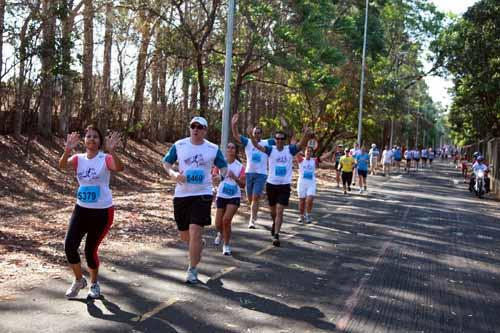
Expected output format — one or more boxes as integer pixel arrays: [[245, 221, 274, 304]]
[[207, 266, 237, 282], [311, 223, 352, 234], [132, 298, 179, 323]]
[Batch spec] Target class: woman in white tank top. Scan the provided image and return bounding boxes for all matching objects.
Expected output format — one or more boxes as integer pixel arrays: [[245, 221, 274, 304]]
[[58, 125, 124, 299]]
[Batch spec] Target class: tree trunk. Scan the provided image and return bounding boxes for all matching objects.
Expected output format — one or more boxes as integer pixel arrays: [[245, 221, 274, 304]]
[[149, 45, 160, 141], [38, 0, 56, 137], [59, 0, 80, 136], [195, 51, 208, 116], [131, 15, 156, 138], [99, 1, 113, 133], [0, 0, 5, 88], [190, 78, 198, 114], [249, 81, 257, 129], [81, 0, 94, 127], [158, 55, 167, 142], [182, 60, 190, 135], [14, 11, 36, 135]]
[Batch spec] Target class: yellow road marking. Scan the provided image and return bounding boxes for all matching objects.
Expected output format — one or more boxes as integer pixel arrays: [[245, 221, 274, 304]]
[[208, 266, 237, 281], [132, 298, 179, 323]]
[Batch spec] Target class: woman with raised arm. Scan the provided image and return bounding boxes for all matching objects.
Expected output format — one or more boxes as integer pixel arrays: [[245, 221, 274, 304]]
[[58, 125, 124, 299]]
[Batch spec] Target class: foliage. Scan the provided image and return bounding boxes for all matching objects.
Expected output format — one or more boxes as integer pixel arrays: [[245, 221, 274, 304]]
[[432, 0, 500, 144]]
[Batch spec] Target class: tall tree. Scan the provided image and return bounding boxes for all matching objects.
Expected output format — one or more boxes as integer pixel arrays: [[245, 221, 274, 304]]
[[38, 0, 57, 137], [172, 0, 221, 116], [58, 0, 83, 136], [99, 1, 113, 132], [131, 11, 158, 137], [433, 0, 500, 143], [0, 0, 5, 86], [81, 0, 94, 126]]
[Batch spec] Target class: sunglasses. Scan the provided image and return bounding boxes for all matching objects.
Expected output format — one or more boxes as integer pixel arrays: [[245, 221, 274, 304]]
[[275, 137, 285, 141], [190, 124, 206, 130]]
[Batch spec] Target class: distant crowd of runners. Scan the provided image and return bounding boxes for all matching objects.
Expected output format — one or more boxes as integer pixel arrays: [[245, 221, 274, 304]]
[[56, 115, 465, 298]]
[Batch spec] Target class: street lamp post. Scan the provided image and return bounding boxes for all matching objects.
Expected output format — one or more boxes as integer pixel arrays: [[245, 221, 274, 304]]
[[357, 0, 369, 146], [220, 0, 236, 153]]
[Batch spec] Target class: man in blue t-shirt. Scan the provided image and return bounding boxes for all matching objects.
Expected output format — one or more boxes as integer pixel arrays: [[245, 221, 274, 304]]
[[393, 146, 402, 172]]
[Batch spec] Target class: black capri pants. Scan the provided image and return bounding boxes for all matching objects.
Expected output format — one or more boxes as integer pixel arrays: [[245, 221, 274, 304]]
[[341, 171, 353, 186], [64, 204, 114, 269]]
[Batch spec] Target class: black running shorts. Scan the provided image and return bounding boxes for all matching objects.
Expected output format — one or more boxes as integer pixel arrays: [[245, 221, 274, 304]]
[[266, 183, 291, 206], [173, 195, 212, 231]]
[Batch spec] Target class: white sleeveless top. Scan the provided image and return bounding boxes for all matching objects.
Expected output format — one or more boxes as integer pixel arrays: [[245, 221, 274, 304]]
[[216, 160, 244, 199], [75, 152, 113, 209], [298, 157, 317, 185], [267, 146, 294, 185]]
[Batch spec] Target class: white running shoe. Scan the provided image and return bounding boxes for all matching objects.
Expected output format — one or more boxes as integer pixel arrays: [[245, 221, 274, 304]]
[[214, 232, 222, 246], [222, 244, 232, 256], [359, 189, 363, 194], [88, 282, 101, 299], [248, 220, 256, 229], [297, 216, 304, 223], [65, 277, 87, 298], [186, 267, 199, 284]]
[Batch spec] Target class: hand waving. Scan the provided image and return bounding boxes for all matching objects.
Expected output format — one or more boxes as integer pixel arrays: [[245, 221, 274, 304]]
[[65, 132, 80, 151], [231, 113, 239, 127], [105, 131, 122, 152]]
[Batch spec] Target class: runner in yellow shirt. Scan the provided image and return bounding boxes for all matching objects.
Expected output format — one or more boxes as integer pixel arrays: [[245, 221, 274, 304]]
[[338, 148, 356, 194]]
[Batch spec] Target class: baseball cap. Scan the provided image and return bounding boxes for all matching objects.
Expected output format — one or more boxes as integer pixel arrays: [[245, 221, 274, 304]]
[[371, 143, 376, 148], [190, 116, 208, 128]]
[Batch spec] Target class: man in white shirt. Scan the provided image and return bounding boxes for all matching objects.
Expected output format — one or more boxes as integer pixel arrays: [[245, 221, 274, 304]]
[[369, 144, 380, 175], [163, 116, 228, 284], [250, 128, 313, 247], [382, 145, 393, 176], [231, 113, 275, 228]]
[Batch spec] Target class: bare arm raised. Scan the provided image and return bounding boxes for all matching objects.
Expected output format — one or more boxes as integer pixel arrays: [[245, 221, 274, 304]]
[[248, 127, 267, 153], [231, 113, 242, 144], [58, 132, 80, 171], [296, 127, 314, 151], [104, 132, 125, 172]]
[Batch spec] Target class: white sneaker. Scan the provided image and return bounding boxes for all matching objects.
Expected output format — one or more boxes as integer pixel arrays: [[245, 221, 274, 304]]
[[297, 216, 304, 223], [222, 244, 232, 256], [248, 220, 256, 229], [88, 282, 101, 299], [214, 232, 222, 246], [65, 277, 87, 298], [186, 267, 199, 284], [359, 189, 363, 194]]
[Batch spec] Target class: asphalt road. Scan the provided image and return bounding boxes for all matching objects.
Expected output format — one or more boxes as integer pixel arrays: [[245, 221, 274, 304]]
[[1, 161, 499, 333]]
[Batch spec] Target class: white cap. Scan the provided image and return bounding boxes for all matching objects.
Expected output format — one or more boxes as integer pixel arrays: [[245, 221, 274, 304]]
[[190, 116, 208, 128], [371, 143, 376, 148]]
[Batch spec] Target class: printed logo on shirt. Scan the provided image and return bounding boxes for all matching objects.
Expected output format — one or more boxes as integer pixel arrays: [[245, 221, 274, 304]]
[[184, 154, 206, 167], [78, 168, 98, 181], [276, 155, 289, 163]]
